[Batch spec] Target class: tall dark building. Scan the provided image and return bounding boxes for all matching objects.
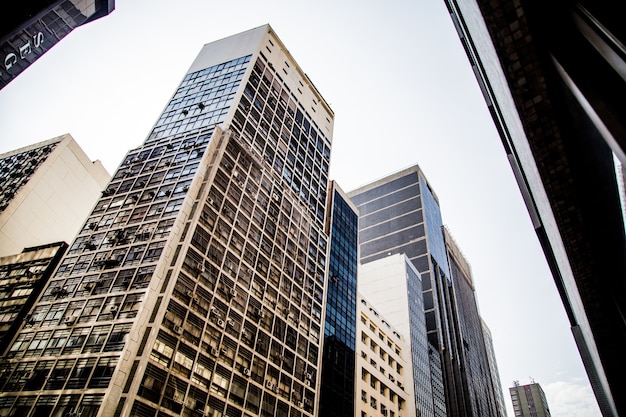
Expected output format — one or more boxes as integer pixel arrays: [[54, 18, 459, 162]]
[[444, 227, 505, 417], [318, 181, 358, 417], [443, 1, 626, 415], [0, 25, 334, 416], [349, 165, 506, 417], [1, 0, 115, 89]]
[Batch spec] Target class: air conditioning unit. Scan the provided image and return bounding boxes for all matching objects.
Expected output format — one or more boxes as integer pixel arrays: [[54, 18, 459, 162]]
[[296, 401, 303, 408], [243, 367, 251, 376], [265, 381, 275, 390], [110, 305, 119, 313], [220, 347, 228, 355], [229, 288, 237, 297], [217, 319, 225, 328], [305, 373, 312, 381], [173, 325, 183, 335], [64, 316, 76, 325], [226, 318, 235, 327], [210, 347, 219, 356]]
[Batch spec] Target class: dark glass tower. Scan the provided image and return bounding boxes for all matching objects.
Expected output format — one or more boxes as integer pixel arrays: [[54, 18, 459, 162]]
[[349, 164, 506, 417], [348, 165, 449, 417], [318, 181, 358, 417], [0, 25, 334, 416]]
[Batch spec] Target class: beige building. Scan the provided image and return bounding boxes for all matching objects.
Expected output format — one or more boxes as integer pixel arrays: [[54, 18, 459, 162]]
[[0, 134, 110, 256], [356, 294, 415, 417]]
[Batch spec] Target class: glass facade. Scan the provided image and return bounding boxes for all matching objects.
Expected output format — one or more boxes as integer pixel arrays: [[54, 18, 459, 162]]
[[0, 25, 334, 417], [350, 165, 506, 417], [319, 184, 358, 417]]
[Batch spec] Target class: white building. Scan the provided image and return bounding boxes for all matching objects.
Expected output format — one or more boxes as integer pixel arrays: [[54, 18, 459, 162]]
[[0, 134, 110, 256], [359, 253, 433, 417], [356, 293, 415, 417]]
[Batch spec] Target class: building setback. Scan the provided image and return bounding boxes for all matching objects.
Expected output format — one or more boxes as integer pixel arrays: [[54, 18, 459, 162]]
[[318, 181, 358, 417], [442, 1, 626, 415], [0, 134, 110, 257], [0, 24, 334, 417], [509, 381, 551, 417], [1, 0, 115, 89]]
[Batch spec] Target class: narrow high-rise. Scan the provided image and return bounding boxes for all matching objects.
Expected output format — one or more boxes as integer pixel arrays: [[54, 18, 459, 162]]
[[318, 181, 359, 417], [0, 24, 334, 417]]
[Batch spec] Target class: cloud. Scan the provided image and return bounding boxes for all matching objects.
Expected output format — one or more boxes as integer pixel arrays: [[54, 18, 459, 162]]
[[543, 379, 602, 417]]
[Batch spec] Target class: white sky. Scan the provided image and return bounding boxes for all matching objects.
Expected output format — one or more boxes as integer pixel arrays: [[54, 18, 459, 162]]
[[0, 1, 601, 416]]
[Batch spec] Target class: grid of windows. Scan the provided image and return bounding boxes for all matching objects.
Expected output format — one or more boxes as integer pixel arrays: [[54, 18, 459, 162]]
[[0, 140, 57, 212], [0, 55, 251, 414], [319, 187, 358, 417]]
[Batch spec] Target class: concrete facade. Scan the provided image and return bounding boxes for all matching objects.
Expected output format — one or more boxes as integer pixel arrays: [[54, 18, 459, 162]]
[[0, 134, 110, 257]]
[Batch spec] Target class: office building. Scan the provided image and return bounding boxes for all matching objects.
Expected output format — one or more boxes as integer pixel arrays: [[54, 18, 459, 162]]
[[509, 381, 551, 417], [482, 320, 507, 417], [0, 134, 110, 257], [349, 165, 506, 417], [359, 253, 432, 417], [444, 227, 505, 417], [1, 0, 115, 89], [0, 24, 334, 416], [443, 1, 625, 415], [0, 242, 67, 352], [318, 181, 358, 417], [356, 294, 414, 417]]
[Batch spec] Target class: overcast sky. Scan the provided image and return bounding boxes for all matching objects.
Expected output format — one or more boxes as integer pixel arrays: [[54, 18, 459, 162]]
[[0, 1, 601, 416]]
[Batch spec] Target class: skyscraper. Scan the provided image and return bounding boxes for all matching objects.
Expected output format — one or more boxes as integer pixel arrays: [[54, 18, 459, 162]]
[[509, 381, 551, 417], [0, 134, 110, 257], [1, 0, 115, 89], [444, 227, 505, 417], [318, 181, 358, 417], [349, 164, 506, 417], [442, 1, 626, 415], [0, 24, 334, 417]]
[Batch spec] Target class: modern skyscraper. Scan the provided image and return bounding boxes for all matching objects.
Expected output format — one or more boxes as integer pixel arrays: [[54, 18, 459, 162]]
[[442, 1, 625, 415], [358, 253, 432, 417], [318, 181, 358, 417], [444, 227, 505, 417], [0, 134, 110, 257], [349, 164, 506, 417], [356, 293, 415, 417], [509, 381, 551, 417], [0, 241, 68, 352], [0, 24, 334, 417], [1, 0, 115, 89]]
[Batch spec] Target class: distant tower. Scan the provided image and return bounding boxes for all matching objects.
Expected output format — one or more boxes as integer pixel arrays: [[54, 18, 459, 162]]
[[0, 134, 110, 257], [509, 381, 551, 417], [0, 24, 334, 417]]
